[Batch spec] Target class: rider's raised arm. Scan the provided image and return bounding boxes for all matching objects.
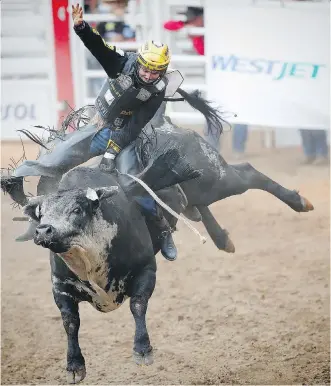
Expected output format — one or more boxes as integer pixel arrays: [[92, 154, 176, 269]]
[[74, 21, 127, 78]]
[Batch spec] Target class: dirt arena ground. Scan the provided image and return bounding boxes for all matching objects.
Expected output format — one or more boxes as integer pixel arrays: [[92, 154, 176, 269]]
[[1, 137, 330, 385]]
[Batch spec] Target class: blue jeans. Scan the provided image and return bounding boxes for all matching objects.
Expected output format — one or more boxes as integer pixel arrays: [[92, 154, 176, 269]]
[[89, 127, 111, 156], [89, 127, 134, 157], [232, 124, 248, 153], [299, 129, 329, 158]]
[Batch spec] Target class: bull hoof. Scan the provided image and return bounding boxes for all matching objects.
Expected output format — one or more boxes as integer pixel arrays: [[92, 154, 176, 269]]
[[300, 196, 314, 212], [66, 362, 86, 384], [133, 348, 154, 366], [225, 236, 235, 253], [221, 229, 235, 253]]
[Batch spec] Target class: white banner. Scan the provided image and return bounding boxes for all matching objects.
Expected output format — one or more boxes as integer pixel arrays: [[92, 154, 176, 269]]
[[1, 80, 57, 140], [205, 0, 330, 129]]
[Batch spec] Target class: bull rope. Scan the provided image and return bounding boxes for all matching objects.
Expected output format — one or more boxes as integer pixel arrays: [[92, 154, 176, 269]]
[[123, 173, 207, 244]]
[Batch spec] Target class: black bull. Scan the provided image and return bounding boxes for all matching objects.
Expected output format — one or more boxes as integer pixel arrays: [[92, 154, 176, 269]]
[[24, 166, 171, 383]]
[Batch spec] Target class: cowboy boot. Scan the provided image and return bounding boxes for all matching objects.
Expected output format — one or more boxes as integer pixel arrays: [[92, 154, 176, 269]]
[[153, 206, 177, 261]]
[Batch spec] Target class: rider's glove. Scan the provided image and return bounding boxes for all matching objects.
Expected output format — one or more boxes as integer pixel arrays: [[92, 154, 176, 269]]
[[99, 152, 116, 173]]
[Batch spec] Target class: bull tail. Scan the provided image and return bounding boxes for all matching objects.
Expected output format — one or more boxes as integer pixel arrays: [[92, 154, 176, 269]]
[[176, 88, 229, 137]]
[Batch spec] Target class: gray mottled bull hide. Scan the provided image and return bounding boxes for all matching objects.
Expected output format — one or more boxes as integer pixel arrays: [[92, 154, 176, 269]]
[[24, 167, 165, 384]]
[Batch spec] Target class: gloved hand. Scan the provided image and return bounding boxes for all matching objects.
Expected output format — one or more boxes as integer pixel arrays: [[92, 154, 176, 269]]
[[99, 153, 116, 173]]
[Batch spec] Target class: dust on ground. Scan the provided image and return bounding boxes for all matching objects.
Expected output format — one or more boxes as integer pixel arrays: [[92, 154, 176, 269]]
[[1, 140, 330, 385]]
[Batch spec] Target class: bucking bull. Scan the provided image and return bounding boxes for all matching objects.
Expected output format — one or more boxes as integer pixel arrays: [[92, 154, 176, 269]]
[[1, 106, 314, 383]]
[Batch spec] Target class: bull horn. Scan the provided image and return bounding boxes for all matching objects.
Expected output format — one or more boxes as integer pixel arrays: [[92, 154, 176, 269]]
[[26, 195, 45, 205], [23, 195, 45, 220], [15, 220, 38, 242], [86, 186, 119, 201]]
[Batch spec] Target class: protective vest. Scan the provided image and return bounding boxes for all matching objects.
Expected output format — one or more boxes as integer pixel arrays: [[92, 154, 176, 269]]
[[95, 73, 167, 130]]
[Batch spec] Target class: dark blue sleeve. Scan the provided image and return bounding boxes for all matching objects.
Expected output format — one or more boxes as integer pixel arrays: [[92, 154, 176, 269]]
[[74, 21, 128, 78]]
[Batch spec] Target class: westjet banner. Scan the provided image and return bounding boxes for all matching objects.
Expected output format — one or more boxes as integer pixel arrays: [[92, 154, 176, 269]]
[[205, 0, 330, 129]]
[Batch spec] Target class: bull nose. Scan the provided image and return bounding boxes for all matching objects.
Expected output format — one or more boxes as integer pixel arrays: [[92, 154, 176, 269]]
[[34, 225, 67, 253], [35, 224, 55, 247], [35, 224, 54, 237]]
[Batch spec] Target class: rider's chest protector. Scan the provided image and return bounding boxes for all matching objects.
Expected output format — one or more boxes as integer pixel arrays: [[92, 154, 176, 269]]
[[95, 74, 167, 129]]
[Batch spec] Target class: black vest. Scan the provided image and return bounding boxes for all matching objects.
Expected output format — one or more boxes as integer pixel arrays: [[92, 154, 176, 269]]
[[95, 73, 167, 130]]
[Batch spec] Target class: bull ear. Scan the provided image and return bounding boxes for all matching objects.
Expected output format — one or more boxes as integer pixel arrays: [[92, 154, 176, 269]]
[[23, 195, 44, 222], [86, 187, 118, 213], [86, 186, 118, 201], [96, 186, 119, 200]]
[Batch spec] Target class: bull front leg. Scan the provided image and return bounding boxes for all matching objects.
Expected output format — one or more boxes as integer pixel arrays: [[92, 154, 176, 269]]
[[53, 289, 86, 384], [129, 266, 156, 366]]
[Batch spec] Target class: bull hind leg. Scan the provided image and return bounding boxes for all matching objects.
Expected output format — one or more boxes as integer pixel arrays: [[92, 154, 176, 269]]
[[129, 267, 156, 366], [229, 163, 314, 212], [53, 289, 86, 384]]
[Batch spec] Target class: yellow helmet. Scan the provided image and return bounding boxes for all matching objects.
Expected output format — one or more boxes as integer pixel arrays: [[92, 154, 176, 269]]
[[137, 40, 171, 72]]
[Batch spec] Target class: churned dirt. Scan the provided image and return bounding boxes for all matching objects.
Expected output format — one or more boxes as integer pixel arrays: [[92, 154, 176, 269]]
[[1, 138, 330, 385]]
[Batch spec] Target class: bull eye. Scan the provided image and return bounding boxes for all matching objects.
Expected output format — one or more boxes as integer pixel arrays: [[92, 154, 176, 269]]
[[73, 207, 82, 215]]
